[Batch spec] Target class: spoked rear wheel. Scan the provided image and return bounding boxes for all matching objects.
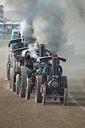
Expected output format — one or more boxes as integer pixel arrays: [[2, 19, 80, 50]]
[[19, 66, 27, 98], [60, 76, 68, 106], [7, 63, 10, 80], [12, 61, 16, 92], [63, 88, 68, 106]]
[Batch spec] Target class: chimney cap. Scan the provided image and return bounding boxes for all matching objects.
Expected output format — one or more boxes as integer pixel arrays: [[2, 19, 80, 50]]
[[40, 44, 45, 46], [52, 54, 58, 58]]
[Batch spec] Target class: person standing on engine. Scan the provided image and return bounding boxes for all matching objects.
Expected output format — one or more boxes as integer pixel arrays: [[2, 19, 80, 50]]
[[43, 62, 52, 75]]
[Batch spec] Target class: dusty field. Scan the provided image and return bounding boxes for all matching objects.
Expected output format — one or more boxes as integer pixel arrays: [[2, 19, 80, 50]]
[[0, 40, 85, 128]]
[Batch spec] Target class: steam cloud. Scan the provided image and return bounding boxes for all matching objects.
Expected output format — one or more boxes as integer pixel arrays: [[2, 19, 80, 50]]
[[28, 42, 39, 58], [20, 20, 27, 36]]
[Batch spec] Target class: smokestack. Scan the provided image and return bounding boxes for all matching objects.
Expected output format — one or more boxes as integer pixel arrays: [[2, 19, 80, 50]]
[[52, 55, 58, 78], [40, 44, 45, 57]]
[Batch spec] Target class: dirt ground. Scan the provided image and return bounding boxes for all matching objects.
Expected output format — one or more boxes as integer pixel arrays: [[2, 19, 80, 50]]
[[0, 40, 85, 128]]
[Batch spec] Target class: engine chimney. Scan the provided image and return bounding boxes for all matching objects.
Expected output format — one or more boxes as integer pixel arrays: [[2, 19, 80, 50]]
[[40, 44, 45, 57], [52, 55, 58, 78]]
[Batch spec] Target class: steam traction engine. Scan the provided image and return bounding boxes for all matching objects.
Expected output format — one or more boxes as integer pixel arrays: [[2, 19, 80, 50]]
[[6, 38, 26, 81], [16, 44, 52, 99], [7, 38, 28, 93], [35, 55, 68, 106], [24, 44, 52, 100]]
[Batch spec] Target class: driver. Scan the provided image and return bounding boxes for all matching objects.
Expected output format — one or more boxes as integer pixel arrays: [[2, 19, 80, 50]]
[[43, 62, 52, 75]]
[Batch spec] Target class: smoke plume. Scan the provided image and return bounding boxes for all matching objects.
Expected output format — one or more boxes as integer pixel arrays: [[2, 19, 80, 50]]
[[6, 0, 67, 53], [28, 42, 39, 58], [20, 20, 27, 36], [33, 1, 67, 53], [6, 0, 38, 43]]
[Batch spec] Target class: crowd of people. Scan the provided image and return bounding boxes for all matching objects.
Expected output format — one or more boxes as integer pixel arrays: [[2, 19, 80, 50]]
[[0, 27, 13, 34]]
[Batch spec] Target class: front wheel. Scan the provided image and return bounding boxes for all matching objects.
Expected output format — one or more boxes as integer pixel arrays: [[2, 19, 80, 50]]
[[10, 68, 13, 89], [25, 78, 31, 100], [16, 74, 20, 94], [35, 75, 42, 103], [42, 86, 46, 105], [7, 63, 10, 80]]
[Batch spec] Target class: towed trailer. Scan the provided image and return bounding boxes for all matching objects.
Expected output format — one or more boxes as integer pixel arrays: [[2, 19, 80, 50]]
[[35, 55, 68, 106]]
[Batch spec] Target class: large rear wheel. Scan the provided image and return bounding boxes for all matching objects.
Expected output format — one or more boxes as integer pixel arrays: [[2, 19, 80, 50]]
[[61, 76, 67, 88], [7, 54, 10, 80], [12, 61, 16, 92], [19, 66, 27, 98], [63, 88, 68, 106], [7, 63, 10, 80], [60, 76, 68, 106]]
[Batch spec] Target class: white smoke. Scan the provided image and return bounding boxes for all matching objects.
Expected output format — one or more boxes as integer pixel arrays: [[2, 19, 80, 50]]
[[20, 20, 27, 37], [28, 42, 39, 58]]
